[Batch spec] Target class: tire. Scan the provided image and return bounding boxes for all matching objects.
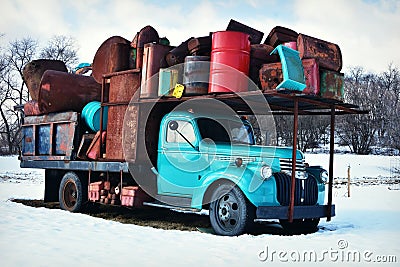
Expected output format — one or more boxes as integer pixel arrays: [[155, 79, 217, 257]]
[[209, 184, 255, 236], [280, 218, 320, 234], [59, 172, 86, 212]]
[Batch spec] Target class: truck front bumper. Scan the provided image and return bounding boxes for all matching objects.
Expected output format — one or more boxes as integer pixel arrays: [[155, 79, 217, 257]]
[[256, 205, 335, 220]]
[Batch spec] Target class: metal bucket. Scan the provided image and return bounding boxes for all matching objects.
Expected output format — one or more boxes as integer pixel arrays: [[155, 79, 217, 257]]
[[183, 56, 210, 95], [81, 101, 108, 132], [209, 31, 250, 93]]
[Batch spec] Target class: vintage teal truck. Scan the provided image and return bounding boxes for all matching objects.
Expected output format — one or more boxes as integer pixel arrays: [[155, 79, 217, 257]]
[[20, 99, 333, 236]]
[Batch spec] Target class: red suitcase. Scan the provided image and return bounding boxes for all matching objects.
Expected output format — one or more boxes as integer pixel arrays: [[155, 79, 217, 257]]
[[297, 33, 342, 72], [259, 58, 320, 95]]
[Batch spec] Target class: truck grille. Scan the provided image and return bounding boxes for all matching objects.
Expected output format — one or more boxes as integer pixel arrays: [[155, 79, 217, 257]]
[[279, 158, 306, 172], [274, 172, 318, 206]]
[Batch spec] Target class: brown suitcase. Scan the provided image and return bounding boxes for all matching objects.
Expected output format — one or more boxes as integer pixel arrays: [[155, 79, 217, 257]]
[[166, 37, 193, 66], [259, 58, 320, 95], [140, 43, 173, 98], [188, 35, 212, 56], [264, 26, 298, 47], [297, 33, 342, 72], [226, 19, 264, 44]]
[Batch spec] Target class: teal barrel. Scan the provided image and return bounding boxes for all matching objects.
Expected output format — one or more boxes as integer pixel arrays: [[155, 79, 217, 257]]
[[81, 101, 108, 132]]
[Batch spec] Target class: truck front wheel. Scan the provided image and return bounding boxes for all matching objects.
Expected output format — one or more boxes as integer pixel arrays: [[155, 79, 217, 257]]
[[209, 184, 255, 236], [59, 172, 85, 212]]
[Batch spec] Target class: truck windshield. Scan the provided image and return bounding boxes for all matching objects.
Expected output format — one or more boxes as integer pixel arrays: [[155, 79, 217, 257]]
[[197, 118, 255, 145]]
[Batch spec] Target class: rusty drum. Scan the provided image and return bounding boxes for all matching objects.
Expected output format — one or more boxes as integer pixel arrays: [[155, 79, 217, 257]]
[[23, 59, 68, 101], [38, 70, 101, 114]]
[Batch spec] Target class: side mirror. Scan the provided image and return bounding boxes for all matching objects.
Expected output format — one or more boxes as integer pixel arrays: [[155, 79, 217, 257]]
[[168, 120, 178, 131]]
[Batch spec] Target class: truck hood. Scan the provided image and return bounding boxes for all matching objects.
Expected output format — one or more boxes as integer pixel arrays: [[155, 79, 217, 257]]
[[199, 142, 304, 160]]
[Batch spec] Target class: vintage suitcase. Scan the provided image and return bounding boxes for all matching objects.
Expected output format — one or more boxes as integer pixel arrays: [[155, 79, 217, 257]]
[[24, 100, 42, 116], [166, 37, 193, 66], [264, 26, 298, 47], [249, 44, 280, 87], [320, 70, 344, 101], [86, 131, 106, 160], [188, 35, 212, 56], [226, 19, 264, 44], [259, 58, 320, 95], [140, 43, 172, 98], [297, 33, 342, 72]]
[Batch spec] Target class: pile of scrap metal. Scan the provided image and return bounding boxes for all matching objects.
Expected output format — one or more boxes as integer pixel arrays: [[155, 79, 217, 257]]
[[20, 20, 344, 161]]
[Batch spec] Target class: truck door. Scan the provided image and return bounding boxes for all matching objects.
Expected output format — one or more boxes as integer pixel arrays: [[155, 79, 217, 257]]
[[157, 119, 207, 198]]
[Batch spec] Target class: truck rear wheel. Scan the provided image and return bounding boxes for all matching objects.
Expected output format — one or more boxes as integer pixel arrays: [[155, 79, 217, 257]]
[[209, 184, 255, 236], [59, 172, 85, 212]]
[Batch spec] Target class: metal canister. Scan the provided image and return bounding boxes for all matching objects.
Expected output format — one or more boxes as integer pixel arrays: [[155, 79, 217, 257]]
[[183, 56, 210, 95], [38, 70, 102, 114], [158, 68, 180, 97], [209, 31, 251, 93]]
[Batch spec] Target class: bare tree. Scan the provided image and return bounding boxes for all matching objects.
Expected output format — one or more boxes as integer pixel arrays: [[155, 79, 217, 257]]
[[40, 35, 79, 71]]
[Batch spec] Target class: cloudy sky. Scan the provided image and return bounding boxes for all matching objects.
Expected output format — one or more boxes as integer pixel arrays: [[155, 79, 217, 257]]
[[1, 0, 399, 74]]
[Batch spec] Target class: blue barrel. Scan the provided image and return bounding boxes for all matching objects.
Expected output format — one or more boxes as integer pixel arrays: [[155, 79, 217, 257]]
[[81, 101, 108, 132]]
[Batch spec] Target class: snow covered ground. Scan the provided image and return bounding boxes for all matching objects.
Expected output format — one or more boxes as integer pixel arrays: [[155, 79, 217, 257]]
[[0, 155, 399, 266]]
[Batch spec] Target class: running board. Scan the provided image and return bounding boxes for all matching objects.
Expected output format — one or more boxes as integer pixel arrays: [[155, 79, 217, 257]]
[[143, 201, 200, 213]]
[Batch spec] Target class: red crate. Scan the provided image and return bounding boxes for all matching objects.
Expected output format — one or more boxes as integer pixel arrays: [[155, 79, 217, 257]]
[[89, 181, 104, 191], [89, 190, 100, 202]]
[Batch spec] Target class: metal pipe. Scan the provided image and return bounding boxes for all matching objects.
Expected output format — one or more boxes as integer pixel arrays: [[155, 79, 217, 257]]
[[288, 97, 298, 222], [327, 106, 335, 221]]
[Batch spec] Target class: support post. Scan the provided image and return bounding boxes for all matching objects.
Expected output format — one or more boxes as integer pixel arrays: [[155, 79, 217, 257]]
[[347, 165, 351, 197], [327, 106, 335, 221], [288, 98, 298, 223]]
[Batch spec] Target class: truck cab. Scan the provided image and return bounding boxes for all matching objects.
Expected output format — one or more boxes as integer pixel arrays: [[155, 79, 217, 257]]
[[154, 110, 329, 235]]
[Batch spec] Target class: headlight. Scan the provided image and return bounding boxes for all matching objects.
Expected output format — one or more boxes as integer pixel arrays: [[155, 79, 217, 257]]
[[260, 165, 272, 180], [320, 170, 329, 183]]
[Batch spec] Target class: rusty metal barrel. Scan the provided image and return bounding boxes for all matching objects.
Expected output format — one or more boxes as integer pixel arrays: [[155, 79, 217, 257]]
[[183, 56, 210, 95], [38, 70, 102, 114], [23, 59, 68, 101], [208, 31, 251, 93]]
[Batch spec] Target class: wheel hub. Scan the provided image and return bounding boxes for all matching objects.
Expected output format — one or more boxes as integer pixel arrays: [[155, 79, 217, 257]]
[[219, 203, 231, 221]]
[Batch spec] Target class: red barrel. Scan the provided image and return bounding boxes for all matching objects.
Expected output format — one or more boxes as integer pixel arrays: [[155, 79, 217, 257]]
[[209, 31, 251, 93]]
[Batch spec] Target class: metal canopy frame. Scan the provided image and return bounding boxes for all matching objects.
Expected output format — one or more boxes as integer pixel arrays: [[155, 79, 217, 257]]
[[138, 90, 367, 222]]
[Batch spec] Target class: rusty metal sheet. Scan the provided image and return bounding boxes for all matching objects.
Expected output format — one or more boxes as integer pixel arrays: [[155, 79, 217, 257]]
[[105, 104, 138, 161], [226, 19, 264, 44], [297, 33, 342, 72], [38, 70, 101, 114], [92, 36, 131, 83], [23, 59, 68, 101], [109, 70, 141, 103]]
